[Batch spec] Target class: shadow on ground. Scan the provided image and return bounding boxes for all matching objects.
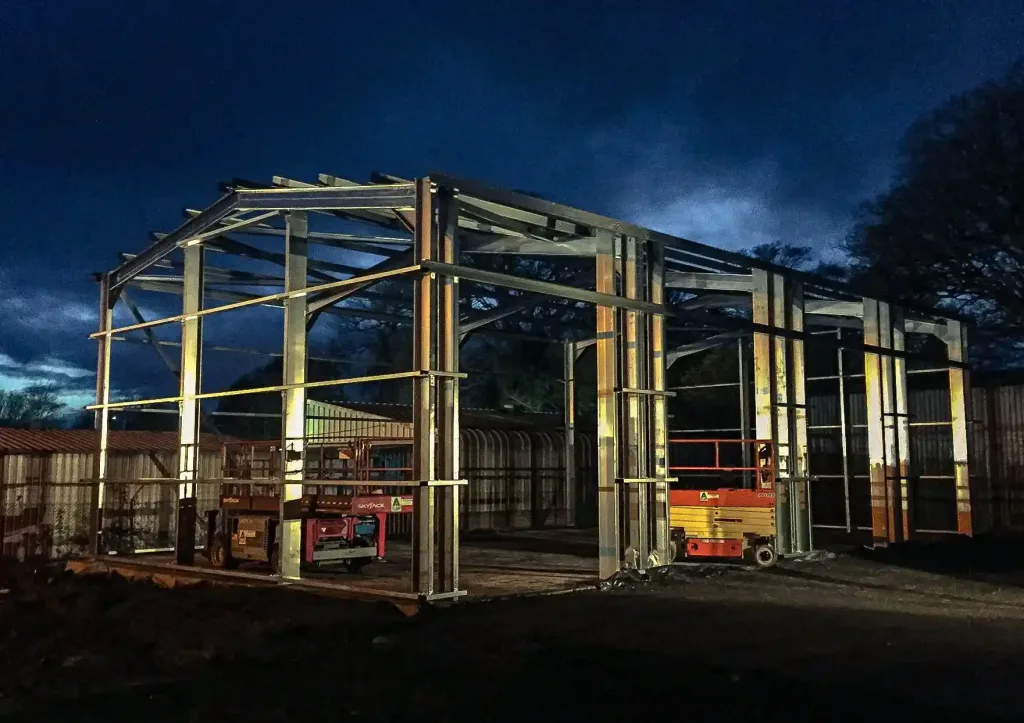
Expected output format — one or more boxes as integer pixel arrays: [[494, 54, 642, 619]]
[[5, 555, 1024, 722], [850, 531, 1024, 587]]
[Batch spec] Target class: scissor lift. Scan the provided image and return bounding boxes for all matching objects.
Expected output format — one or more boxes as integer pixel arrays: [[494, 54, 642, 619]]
[[205, 440, 413, 572], [668, 439, 778, 567]]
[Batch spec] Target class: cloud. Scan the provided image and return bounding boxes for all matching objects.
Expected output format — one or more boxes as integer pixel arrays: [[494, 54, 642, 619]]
[[0, 352, 98, 412], [0, 290, 96, 333], [616, 153, 853, 263]]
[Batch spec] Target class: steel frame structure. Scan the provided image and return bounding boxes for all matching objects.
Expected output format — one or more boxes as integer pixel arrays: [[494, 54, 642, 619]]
[[88, 171, 978, 597]]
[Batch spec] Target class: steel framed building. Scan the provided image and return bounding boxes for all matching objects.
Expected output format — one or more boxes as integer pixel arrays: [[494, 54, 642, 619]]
[[87, 171, 977, 600]]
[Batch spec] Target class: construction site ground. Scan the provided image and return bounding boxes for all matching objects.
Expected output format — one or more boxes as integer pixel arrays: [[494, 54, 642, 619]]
[[3, 529, 1024, 721]]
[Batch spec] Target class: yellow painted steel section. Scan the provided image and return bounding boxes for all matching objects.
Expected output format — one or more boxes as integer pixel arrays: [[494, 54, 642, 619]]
[[670, 505, 776, 538]]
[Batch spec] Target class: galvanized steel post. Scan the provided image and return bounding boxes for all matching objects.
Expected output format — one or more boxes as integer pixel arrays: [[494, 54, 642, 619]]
[[436, 187, 460, 595], [892, 307, 911, 540], [595, 230, 620, 579], [91, 274, 113, 555], [563, 340, 577, 528], [863, 299, 908, 544], [176, 243, 204, 565], [412, 178, 438, 595], [863, 298, 890, 544], [738, 337, 752, 489], [946, 319, 973, 535], [836, 330, 852, 533], [622, 236, 649, 569], [649, 243, 671, 561], [279, 211, 308, 579], [752, 269, 794, 554], [788, 281, 811, 553]]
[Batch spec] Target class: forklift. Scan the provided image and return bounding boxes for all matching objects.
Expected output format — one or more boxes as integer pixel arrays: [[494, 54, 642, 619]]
[[668, 439, 779, 567]]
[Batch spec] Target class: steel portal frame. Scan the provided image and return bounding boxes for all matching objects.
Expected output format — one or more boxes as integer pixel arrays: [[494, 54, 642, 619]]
[[88, 171, 980, 596]]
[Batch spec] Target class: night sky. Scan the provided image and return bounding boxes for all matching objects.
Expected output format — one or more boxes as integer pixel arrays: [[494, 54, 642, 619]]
[[1, 1, 1021, 411]]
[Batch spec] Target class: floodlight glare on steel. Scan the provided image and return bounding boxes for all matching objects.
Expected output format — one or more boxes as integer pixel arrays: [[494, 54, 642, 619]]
[[89, 170, 979, 600]]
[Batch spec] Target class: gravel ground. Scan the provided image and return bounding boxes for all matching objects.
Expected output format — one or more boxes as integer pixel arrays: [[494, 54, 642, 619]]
[[3, 533, 1024, 722]]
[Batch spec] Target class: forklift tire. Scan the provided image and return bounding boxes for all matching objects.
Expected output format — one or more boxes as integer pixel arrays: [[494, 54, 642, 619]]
[[753, 542, 778, 569], [209, 537, 236, 569], [269, 545, 280, 574]]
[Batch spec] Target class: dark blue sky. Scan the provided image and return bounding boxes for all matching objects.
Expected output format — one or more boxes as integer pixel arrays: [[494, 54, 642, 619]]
[[0, 0, 1021, 409]]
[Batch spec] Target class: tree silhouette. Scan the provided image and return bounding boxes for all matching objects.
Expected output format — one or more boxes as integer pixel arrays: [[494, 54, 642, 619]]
[[847, 61, 1024, 364], [0, 385, 63, 429]]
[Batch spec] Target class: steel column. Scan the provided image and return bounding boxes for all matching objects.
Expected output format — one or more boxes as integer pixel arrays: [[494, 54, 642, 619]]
[[789, 281, 811, 553], [279, 211, 308, 579], [595, 230, 620, 579], [649, 243, 671, 562], [412, 178, 439, 595], [863, 299, 906, 544], [622, 237, 649, 569], [436, 188, 460, 595], [175, 243, 204, 565], [752, 269, 806, 555], [946, 319, 973, 535], [91, 275, 113, 555], [563, 340, 577, 528], [892, 307, 911, 540], [738, 337, 752, 488], [836, 331, 852, 533]]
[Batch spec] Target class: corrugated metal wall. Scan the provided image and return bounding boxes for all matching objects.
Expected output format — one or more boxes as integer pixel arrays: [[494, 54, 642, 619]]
[[0, 426, 596, 558], [306, 400, 413, 443], [0, 451, 221, 560], [808, 383, 1014, 537]]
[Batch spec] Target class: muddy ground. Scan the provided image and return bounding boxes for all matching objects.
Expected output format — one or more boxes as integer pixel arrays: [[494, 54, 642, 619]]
[[3, 533, 1024, 721]]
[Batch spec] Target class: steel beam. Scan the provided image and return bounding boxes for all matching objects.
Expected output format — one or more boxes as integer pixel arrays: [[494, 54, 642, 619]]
[[666, 331, 747, 367], [94, 265, 419, 338], [676, 294, 751, 311], [111, 192, 240, 290], [90, 275, 113, 554], [595, 230, 620, 579], [235, 184, 416, 212], [420, 261, 662, 315], [665, 272, 753, 292], [461, 234, 597, 256], [305, 250, 415, 330], [805, 300, 864, 317], [279, 212, 308, 580], [175, 244, 204, 565], [946, 319, 973, 535]]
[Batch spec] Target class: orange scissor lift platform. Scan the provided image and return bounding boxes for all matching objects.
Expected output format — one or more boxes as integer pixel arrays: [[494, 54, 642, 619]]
[[669, 439, 779, 567]]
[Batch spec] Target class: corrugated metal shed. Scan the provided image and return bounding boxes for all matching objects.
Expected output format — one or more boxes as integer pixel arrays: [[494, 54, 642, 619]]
[[0, 429, 223, 454], [0, 404, 596, 560], [0, 433, 222, 561], [305, 401, 595, 535]]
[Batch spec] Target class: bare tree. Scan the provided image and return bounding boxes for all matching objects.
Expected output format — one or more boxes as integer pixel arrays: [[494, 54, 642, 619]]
[[0, 385, 64, 428]]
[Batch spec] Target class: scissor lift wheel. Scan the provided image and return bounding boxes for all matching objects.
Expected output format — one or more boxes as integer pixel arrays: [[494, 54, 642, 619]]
[[753, 542, 777, 568]]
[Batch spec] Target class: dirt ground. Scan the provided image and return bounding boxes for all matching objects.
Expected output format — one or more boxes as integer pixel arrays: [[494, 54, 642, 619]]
[[4, 532, 1024, 722]]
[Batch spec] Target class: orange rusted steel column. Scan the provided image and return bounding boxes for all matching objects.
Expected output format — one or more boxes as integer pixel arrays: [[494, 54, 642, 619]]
[[946, 319, 973, 536]]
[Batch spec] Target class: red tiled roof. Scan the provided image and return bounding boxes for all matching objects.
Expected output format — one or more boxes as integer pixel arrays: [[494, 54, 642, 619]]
[[0, 429, 225, 454]]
